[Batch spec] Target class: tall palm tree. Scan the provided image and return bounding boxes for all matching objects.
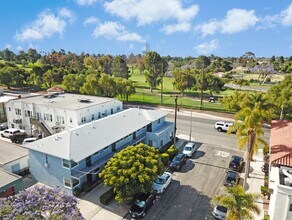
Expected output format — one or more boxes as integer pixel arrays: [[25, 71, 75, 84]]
[[212, 185, 261, 220]]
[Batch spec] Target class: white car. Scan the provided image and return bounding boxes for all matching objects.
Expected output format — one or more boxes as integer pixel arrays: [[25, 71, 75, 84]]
[[153, 172, 172, 193], [1, 128, 25, 138], [212, 205, 227, 220], [182, 142, 196, 157], [214, 121, 234, 132], [22, 137, 38, 145]]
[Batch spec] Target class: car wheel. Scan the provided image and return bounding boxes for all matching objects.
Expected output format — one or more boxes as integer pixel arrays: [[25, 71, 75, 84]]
[[142, 212, 146, 217], [153, 199, 156, 204], [162, 188, 165, 193], [1, 134, 3, 137], [218, 127, 222, 132]]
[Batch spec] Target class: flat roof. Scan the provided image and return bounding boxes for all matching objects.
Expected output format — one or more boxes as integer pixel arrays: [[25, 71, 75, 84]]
[[11, 93, 120, 110], [25, 108, 167, 162], [0, 169, 21, 188], [0, 141, 28, 165], [270, 120, 292, 167]]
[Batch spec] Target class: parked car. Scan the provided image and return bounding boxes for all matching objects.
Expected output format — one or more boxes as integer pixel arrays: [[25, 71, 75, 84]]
[[229, 155, 244, 172], [10, 132, 28, 144], [153, 172, 172, 193], [214, 121, 234, 132], [0, 122, 8, 130], [129, 193, 157, 218], [182, 142, 196, 157], [224, 171, 240, 187], [22, 137, 38, 145], [213, 205, 227, 220], [1, 128, 25, 138], [169, 153, 186, 171]]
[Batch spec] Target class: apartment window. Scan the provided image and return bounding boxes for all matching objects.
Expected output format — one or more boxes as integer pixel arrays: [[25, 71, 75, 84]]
[[81, 117, 86, 123], [93, 151, 100, 156], [111, 108, 114, 114], [64, 178, 71, 188], [290, 204, 292, 212], [62, 117, 65, 124], [98, 112, 101, 119], [25, 110, 32, 117], [56, 116, 60, 122], [72, 177, 80, 188], [44, 114, 52, 122], [117, 106, 120, 111], [63, 159, 78, 168], [15, 108, 21, 116], [160, 139, 163, 147], [148, 140, 153, 146], [8, 107, 11, 111], [158, 119, 161, 124], [92, 114, 94, 121], [170, 132, 173, 139], [70, 118, 72, 123]]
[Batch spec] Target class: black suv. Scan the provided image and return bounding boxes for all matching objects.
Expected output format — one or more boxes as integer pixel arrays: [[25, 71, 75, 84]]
[[224, 171, 240, 187], [169, 153, 186, 171], [10, 132, 28, 144], [229, 155, 244, 172], [129, 193, 157, 218]]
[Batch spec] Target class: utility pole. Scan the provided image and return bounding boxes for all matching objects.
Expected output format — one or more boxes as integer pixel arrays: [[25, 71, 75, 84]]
[[200, 64, 205, 110], [173, 95, 178, 147], [189, 107, 193, 141], [160, 62, 163, 105]]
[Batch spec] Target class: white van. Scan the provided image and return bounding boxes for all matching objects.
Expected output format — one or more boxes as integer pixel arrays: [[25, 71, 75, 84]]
[[22, 137, 38, 145], [1, 128, 24, 138]]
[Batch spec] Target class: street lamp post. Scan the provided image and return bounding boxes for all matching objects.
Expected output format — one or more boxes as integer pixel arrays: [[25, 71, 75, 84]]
[[189, 107, 193, 141], [173, 95, 178, 147]]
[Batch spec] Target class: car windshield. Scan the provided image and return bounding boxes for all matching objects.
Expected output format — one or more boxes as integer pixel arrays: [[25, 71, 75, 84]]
[[155, 177, 165, 185], [217, 206, 227, 213], [184, 146, 192, 151], [227, 175, 235, 182], [134, 200, 145, 208], [173, 156, 181, 163]]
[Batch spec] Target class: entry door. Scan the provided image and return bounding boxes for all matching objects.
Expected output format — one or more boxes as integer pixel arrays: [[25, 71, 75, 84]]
[[86, 156, 92, 167]]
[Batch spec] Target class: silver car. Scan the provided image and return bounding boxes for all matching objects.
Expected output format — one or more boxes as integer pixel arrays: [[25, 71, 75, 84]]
[[213, 205, 227, 220], [182, 142, 196, 157], [152, 172, 172, 193]]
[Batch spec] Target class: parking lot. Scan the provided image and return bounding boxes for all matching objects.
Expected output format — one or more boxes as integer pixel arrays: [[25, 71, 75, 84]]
[[125, 143, 244, 220]]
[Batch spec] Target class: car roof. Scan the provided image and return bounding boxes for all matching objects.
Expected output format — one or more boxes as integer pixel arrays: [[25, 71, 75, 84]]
[[159, 172, 171, 179], [23, 137, 37, 141], [185, 142, 195, 147], [227, 171, 238, 177], [5, 128, 19, 132], [174, 153, 184, 159]]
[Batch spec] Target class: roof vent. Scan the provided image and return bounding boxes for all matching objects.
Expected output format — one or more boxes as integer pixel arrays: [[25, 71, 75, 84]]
[[78, 98, 91, 103]]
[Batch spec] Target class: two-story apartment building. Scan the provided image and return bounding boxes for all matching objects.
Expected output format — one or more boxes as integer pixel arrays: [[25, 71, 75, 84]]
[[5, 93, 122, 136], [24, 108, 174, 194]]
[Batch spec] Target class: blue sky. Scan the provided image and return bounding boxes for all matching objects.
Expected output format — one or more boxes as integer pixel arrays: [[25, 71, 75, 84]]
[[1, 0, 292, 57]]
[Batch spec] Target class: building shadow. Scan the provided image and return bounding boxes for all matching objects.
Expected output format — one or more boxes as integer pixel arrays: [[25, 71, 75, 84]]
[[193, 151, 205, 159]]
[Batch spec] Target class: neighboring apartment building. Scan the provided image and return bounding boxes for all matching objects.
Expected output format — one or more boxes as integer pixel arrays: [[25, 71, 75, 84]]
[[269, 120, 292, 220], [0, 169, 23, 198], [24, 108, 174, 194], [5, 92, 123, 136], [0, 141, 29, 175]]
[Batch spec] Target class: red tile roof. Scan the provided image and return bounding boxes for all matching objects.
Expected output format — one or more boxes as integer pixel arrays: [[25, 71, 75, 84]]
[[46, 86, 64, 93], [270, 120, 292, 167]]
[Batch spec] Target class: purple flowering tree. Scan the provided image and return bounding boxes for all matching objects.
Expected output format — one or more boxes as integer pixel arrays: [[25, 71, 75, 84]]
[[0, 185, 83, 219]]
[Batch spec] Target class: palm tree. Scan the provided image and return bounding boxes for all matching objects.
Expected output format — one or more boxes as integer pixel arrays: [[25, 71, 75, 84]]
[[212, 185, 261, 220]]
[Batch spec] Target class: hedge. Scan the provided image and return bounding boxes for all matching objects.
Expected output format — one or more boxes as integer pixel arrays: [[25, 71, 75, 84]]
[[100, 187, 115, 205]]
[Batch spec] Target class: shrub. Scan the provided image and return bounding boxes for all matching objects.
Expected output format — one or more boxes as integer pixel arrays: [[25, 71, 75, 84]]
[[249, 79, 254, 83], [260, 186, 269, 197], [159, 139, 175, 153], [167, 146, 179, 160], [161, 153, 170, 165], [100, 187, 115, 205], [263, 145, 269, 156], [73, 188, 81, 196], [265, 78, 271, 83]]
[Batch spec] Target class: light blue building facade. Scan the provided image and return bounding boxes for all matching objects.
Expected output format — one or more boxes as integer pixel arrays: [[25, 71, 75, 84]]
[[26, 108, 174, 194]]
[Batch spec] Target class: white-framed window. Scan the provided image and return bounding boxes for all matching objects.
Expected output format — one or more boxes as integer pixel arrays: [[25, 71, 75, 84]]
[[72, 177, 80, 188], [8, 107, 11, 111], [44, 114, 52, 122], [62, 159, 78, 168], [64, 178, 71, 188], [170, 132, 173, 139], [158, 119, 161, 124], [92, 114, 94, 121], [160, 139, 163, 147], [62, 117, 65, 124], [70, 118, 72, 123], [148, 140, 153, 146], [117, 106, 120, 111], [25, 110, 32, 117], [15, 108, 21, 115]]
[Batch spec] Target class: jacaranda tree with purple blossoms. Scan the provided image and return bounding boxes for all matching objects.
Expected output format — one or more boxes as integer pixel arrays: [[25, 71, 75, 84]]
[[0, 185, 83, 219]]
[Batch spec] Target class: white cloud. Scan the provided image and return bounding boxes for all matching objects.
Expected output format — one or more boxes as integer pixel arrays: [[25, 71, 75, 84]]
[[76, 0, 99, 6], [281, 3, 292, 26], [17, 46, 23, 51], [58, 8, 75, 23], [93, 21, 145, 42], [161, 22, 191, 34], [104, 0, 199, 26], [196, 9, 259, 37], [84, 16, 99, 25], [5, 44, 11, 49], [194, 39, 219, 55], [15, 11, 67, 41]]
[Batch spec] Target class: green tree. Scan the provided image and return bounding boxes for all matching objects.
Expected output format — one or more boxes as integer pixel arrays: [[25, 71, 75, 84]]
[[111, 56, 130, 78], [212, 185, 260, 220], [80, 73, 101, 96], [63, 73, 86, 93], [115, 78, 136, 101], [172, 68, 196, 95], [97, 55, 113, 75], [233, 79, 250, 90], [0, 66, 14, 88], [195, 73, 225, 96], [99, 143, 164, 203], [27, 48, 41, 63], [99, 74, 117, 97], [267, 75, 292, 119], [143, 51, 165, 92], [194, 55, 211, 69]]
